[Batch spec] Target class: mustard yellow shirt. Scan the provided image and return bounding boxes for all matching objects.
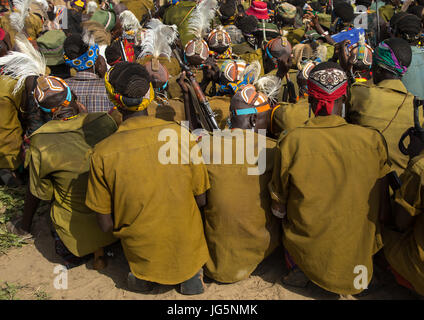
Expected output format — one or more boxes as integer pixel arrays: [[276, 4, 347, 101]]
[[384, 153, 424, 295], [269, 115, 391, 294], [348, 79, 418, 176], [202, 130, 280, 283], [85, 116, 210, 284], [0, 77, 23, 170], [26, 113, 118, 257]]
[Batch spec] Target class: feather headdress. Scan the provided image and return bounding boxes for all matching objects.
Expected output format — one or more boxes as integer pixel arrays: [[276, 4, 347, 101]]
[[82, 20, 112, 46], [10, 0, 33, 33], [254, 75, 282, 104], [87, 1, 99, 15], [187, 0, 218, 39], [139, 18, 178, 60], [119, 10, 141, 31], [0, 34, 46, 95], [241, 60, 261, 85]]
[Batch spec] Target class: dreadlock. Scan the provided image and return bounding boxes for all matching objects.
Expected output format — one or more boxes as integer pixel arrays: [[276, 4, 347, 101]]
[[407, 5, 424, 18], [384, 37, 413, 68], [63, 34, 89, 60], [105, 40, 122, 66], [219, 0, 237, 22], [310, 1, 324, 13], [235, 15, 258, 34], [334, 2, 354, 23], [109, 62, 151, 98], [391, 12, 421, 41], [355, 0, 373, 8]]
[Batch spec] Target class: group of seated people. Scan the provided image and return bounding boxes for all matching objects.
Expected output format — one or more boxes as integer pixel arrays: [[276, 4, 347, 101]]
[[0, 0, 423, 298]]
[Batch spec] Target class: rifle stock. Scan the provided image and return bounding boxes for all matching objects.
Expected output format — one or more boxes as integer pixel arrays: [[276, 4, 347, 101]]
[[173, 49, 219, 131]]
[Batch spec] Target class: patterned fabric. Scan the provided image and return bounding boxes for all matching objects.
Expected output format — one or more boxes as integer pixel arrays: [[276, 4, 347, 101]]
[[65, 71, 114, 113], [307, 69, 348, 115], [223, 25, 245, 45], [276, 3, 297, 19], [64, 44, 99, 71], [374, 41, 408, 76]]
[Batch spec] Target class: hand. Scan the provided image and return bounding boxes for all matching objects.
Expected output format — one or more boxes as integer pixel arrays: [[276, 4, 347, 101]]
[[202, 63, 219, 83], [335, 40, 351, 72], [271, 200, 286, 219], [178, 71, 189, 94]]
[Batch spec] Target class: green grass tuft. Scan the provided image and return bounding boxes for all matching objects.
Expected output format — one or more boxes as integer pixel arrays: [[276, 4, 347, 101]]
[[0, 186, 27, 254], [0, 281, 25, 300]]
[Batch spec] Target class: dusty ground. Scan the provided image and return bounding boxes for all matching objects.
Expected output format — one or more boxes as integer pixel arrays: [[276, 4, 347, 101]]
[[0, 210, 420, 300]]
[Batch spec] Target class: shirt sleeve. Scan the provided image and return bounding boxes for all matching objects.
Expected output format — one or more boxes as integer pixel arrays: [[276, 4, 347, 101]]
[[85, 151, 112, 215], [25, 145, 54, 201], [189, 138, 210, 196], [394, 165, 424, 217]]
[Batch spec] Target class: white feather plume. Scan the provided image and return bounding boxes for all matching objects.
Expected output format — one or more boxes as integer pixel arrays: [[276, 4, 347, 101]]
[[10, 0, 33, 33], [241, 60, 261, 84], [119, 10, 140, 31], [34, 0, 49, 13], [139, 19, 178, 60], [254, 75, 282, 104], [187, 0, 218, 39], [0, 34, 46, 95], [87, 1, 98, 14]]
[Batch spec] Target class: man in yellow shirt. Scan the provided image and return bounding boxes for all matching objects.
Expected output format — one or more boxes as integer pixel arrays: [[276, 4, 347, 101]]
[[269, 61, 391, 295], [7, 75, 117, 269], [382, 122, 424, 297], [348, 38, 415, 176], [86, 62, 210, 295]]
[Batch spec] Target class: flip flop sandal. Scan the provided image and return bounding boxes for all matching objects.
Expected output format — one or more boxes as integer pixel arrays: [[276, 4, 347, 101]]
[[0, 169, 19, 187], [5, 219, 33, 241], [180, 269, 205, 295]]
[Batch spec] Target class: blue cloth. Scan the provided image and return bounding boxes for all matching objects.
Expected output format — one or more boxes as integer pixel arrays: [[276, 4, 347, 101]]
[[402, 46, 424, 100]]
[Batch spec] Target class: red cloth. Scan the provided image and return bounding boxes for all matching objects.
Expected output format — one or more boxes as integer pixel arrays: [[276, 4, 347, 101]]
[[389, 266, 415, 292], [307, 80, 347, 115], [246, 1, 269, 20], [0, 28, 5, 41]]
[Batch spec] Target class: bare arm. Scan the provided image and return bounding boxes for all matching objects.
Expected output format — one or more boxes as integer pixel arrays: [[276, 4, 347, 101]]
[[21, 185, 41, 232], [96, 213, 113, 233], [195, 192, 207, 210]]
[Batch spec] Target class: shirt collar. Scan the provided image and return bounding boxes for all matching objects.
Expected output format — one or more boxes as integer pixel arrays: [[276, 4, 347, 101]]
[[30, 113, 110, 136], [117, 114, 172, 133], [303, 115, 347, 128], [72, 71, 100, 80], [376, 79, 408, 94]]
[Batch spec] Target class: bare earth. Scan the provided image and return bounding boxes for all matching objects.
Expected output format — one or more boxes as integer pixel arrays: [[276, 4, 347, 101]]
[[0, 212, 420, 300]]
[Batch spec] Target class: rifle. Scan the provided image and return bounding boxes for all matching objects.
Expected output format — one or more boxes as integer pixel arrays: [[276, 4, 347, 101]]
[[282, 74, 296, 103], [172, 49, 219, 131], [399, 97, 424, 155]]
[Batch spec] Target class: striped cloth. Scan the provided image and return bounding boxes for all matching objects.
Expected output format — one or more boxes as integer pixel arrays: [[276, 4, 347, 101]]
[[65, 71, 114, 113]]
